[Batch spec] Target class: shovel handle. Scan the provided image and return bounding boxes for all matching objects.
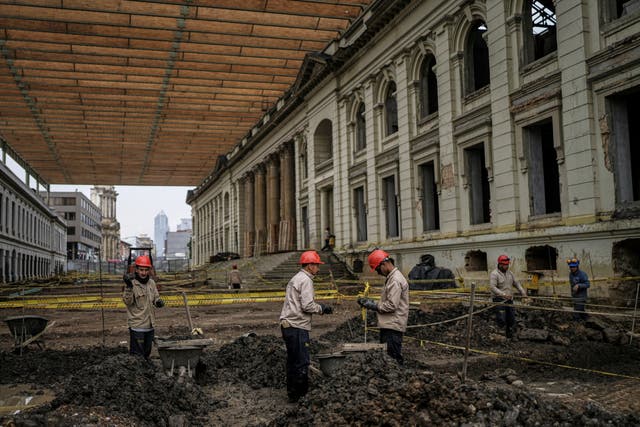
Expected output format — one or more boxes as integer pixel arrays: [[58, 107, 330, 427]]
[[182, 292, 194, 332]]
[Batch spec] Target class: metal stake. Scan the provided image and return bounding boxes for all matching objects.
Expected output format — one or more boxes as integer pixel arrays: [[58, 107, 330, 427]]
[[630, 282, 640, 344]]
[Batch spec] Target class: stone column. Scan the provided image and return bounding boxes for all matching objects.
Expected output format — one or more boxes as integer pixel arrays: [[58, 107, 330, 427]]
[[279, 142, 296, 251], [266, 154, 280, 253], [254, 165, 267, 255], [243, 173, 255, 257]]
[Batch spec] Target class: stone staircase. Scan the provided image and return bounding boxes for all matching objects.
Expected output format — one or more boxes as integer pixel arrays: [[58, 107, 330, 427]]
[[202, 251, 357, 289]]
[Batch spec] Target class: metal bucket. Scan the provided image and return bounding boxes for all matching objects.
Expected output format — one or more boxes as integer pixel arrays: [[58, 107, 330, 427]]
[[317, 353, 347, 377]]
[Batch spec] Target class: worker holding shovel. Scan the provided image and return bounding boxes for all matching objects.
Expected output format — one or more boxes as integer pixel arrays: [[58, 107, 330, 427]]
[[122, 255, 164, 359], [279, 250, 333, 403]]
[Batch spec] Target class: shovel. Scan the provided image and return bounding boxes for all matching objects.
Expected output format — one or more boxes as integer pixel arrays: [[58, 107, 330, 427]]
[[181, 292, 203, 336]]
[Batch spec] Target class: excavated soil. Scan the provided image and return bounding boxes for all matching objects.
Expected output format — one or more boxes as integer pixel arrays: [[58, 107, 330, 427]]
[[1, 299, 639, 426]]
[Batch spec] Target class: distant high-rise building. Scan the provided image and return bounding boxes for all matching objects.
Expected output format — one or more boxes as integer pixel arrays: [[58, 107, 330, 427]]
[[177, 217, 192, 231], [46, 190, 102, 261], [90, 185, 120, 261], [154, 211, 169, 258]]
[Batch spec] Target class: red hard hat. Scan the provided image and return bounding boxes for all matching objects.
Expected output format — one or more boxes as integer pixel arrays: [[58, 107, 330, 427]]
[[368, 249, 390, 271], [299, 250, 324, 265], [135, 255, 152, 268], [497, 254, 510, 265]]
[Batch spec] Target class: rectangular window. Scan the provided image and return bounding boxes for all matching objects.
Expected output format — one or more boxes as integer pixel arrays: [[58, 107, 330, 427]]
[[465, 143, 491, 224], [301, 206, 309, 248], [420, 162, 440, 231], [609, 90, 640, 206], [354, 186, 367, 241], [524, 120, 561, 215], [383, 175, 399, 237]]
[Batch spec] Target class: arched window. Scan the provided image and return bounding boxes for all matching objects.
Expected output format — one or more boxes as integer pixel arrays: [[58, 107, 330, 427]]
[[465, 20, 490, 94], [355, 102, 366, 151], [419, 54, 438, 118], [523, 0, 556, 64], [385, 81, 398, 136], [314, 119, 333, 165]]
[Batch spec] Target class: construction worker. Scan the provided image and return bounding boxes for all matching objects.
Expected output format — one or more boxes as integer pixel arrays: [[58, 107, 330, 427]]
[[358, 249, 410, 364], [228, 264, 242, 290], [490, 255, 527, 339], [122, 255, 164, 359], [279, 250, 333, 403], [567, 258, 590, 321]]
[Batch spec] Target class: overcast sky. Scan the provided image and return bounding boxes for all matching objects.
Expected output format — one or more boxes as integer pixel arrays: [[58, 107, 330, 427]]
[[50, 185, 193, 239]]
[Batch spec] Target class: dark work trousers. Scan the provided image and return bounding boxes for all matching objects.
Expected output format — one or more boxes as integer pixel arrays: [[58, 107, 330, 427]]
[[129, 328, 154, 359], [281, 326, 310, 402], [572, 295, 589, 321], [493, 297, 516, 337], [379, 328, 404, 365]]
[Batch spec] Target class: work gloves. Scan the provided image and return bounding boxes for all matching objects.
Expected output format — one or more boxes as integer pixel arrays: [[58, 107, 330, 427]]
[[154, 299, 165, 308], [123, 273, 134, 288], [319, 303, 333, 315], [357, 297, 378, 311]]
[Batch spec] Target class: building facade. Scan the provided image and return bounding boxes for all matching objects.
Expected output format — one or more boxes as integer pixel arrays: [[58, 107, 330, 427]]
[[165, 230, 192, 260], [187, 0, 640, 299], [154, 210, 169, 258], [90, 185, 120, 261], [47, 191, 102, 261], [0, 157, 66, 282]]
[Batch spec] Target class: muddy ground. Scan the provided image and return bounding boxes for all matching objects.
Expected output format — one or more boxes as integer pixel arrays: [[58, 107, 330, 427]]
[[1, 296, 640, 426]]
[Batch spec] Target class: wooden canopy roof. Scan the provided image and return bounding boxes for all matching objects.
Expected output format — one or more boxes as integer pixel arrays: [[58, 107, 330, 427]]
[[0, 0, 371, 186]]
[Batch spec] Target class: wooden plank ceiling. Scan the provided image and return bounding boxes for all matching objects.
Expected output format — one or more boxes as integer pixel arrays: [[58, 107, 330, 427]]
[[0, 0, 371, 186]]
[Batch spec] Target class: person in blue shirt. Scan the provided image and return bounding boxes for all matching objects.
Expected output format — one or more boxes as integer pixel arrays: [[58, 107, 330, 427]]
[[567, 258, 590, 321]]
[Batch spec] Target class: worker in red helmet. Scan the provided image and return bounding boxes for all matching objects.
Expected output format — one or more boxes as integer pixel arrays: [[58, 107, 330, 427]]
[[490, 255, 527, 339], [358, 249, 410, 364], [122, 255, 164, 359], [279, 250, 333, 403]]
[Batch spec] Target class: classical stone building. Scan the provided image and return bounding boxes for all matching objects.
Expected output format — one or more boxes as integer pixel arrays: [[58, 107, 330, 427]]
[[0, 146, 67, 282], [187, 0, 640, 298], [90, 186, 120, 261]]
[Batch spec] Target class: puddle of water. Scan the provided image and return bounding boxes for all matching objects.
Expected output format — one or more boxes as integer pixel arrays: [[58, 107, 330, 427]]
[[0, 384, 56, 415]]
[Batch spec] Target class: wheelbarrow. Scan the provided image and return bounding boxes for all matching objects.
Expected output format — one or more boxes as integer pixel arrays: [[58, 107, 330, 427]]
[[156, 338, 213, 378], [5, 315, 56, 351]]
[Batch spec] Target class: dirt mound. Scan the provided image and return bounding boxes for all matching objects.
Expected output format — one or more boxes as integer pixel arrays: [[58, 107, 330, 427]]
[[52, 353, 219, 426], [0, 347, 124, 386], [271, 351, 640, 426], [198, 334, 287, 389]]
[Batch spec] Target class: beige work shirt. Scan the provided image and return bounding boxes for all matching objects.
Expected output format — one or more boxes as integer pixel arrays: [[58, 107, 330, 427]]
[[122, 278, 160, 330], [377, 267, 410, 333], [279, 269, 323, 331], [228, 269, 242, 286], [489, 268, 526, 298]]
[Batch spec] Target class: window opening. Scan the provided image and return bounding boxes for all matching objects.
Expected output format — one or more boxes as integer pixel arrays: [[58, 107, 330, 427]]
[[419, 55, 438, 118], [314, 119, 333, 165], [525, 245, 557, 270], [465, 143, 491, 224], [465, 21, 490, 94], [355, 103, 367, 151], [420, 162, 440, 231], [525, 0, 557, 63], [301, 206, 309, 248], [524, 120, 561, 215], [465, 250, 487, 271], [383, 175, 399, 237], [354, 186, 367, 241], [608, 90, 640, 207], [385, 82, 398, 136]]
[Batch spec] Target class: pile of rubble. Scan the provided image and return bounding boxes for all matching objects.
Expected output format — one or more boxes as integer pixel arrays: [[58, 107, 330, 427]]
[[272, 351, 639, 426]]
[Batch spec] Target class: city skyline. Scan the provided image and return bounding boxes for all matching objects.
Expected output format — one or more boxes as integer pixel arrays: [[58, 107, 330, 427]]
[[50, 185, 192, 240]]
